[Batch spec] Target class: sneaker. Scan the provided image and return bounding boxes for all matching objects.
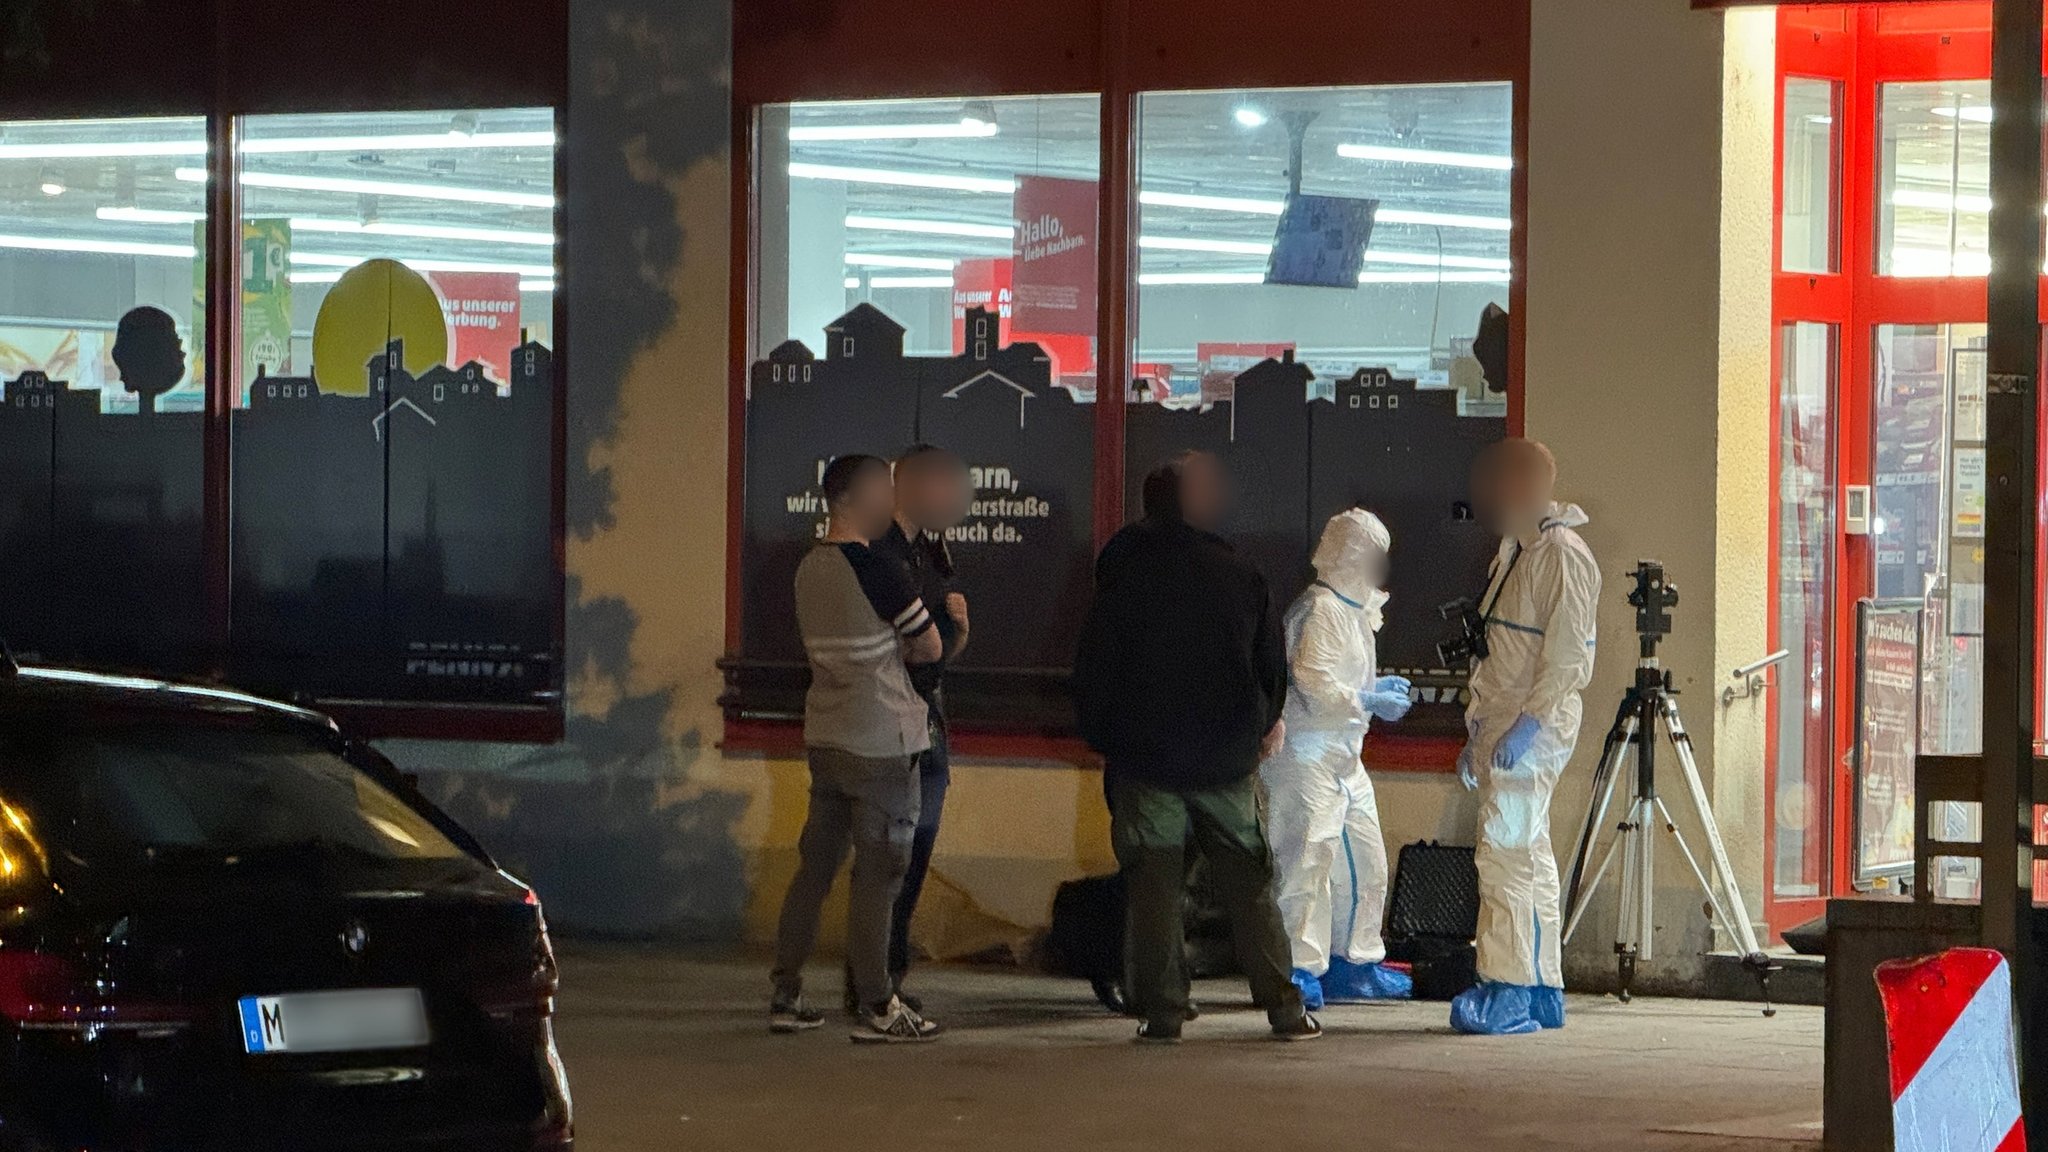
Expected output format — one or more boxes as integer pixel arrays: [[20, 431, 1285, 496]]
[[850, 995, 942, 1044], [769, 994, 825, 1034], [1271, 1013, 1324, 1042], [1134, 1019, 1183, 1045]]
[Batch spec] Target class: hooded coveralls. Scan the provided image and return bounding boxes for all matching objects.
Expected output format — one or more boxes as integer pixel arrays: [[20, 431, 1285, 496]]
[[1260, 510, 1411, 1005]]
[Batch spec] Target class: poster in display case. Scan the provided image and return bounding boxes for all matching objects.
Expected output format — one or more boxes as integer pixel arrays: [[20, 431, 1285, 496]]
[[1854, 598, 1922, 887]]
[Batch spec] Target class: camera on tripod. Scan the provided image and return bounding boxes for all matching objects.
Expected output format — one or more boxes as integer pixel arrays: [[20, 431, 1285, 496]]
[[1436, 597, 1489, 666], [1627, 560, 1678, 640]]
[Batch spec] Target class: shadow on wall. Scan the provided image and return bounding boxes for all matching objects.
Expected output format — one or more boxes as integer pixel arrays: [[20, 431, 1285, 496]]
[[383, 0, 743, 941]]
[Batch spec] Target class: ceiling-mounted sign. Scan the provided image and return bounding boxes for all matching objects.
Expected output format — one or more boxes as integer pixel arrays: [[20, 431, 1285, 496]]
[[1010, 176, 1097, 335]]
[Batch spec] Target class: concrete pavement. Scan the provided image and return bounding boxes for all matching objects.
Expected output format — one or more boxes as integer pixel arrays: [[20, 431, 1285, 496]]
[[552, 942, 1822, 1152]]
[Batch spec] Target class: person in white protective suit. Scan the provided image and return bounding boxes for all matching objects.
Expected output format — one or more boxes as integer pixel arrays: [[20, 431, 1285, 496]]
[[1450, 438, 1599, 1036], [1261, 509, 1414, 1011]]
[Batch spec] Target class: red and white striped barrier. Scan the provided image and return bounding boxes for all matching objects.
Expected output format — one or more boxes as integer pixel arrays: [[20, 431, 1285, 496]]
[[1876, 947, 2025, 1152]]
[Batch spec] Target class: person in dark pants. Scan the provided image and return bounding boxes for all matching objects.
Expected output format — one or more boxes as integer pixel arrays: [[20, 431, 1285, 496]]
[[1072, 451, 1320, 1044], [852, 443, 973, 1012]]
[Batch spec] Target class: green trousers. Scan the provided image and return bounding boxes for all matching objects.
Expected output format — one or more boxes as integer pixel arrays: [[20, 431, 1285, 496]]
[[1109, 772, 1305, 1030]]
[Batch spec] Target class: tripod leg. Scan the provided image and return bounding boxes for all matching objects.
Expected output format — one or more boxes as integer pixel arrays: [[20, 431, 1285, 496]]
[[1565, 702, 1638, 929], [1661, 701, 1779, 1016], [1563, 811, 1628, 946]]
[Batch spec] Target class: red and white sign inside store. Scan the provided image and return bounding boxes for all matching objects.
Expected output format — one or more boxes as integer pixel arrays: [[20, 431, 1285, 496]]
[[1010, 176, 1097, 335], [429, 271, 524, 385]]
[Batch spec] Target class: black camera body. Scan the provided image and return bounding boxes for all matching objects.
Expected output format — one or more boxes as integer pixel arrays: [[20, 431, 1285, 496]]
[[1627, 561, 1678, 638], [1437, 597, 1490, 667]]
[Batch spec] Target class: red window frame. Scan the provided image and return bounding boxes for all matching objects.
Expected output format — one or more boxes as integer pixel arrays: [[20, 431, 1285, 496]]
[[724, 0, 1531, 764], [1768, 1, 2048, 935]]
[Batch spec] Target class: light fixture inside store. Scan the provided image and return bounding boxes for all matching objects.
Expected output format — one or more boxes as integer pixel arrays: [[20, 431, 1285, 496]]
[[1137, 189, 1511, 231], [0, 233, 194, 258], [293, 270, 560, 290], [869, 275, 954, 288], [788, 162, 1015, 194], [843, 276, 862, 289], [1137, 234, 1510, 270], [0, 131, 551, 160], [843, 253, 956, 270], [789, 119, 999, 142], [1335, 143, 1512, 171], [518, 279, 554, 292], [175, 167, 554, 208], [96, 206, 203, 224], [38, 169, 65, 196], [1930, 106, 1995, 123], [1233, 106, 1269, 129], [1136, 268, 1507, 286], [845, 214, 1013, 239], [290, 251, 555, 276]]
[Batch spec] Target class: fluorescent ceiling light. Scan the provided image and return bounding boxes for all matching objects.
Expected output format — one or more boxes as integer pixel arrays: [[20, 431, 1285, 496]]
[[1930, 106, 1994, 123], [1138, 269, 1508, 286], [241, 131, 555, 154], [844, 276, 862, 289], [38, 180, 65, 197], [1366, 250, 1511, 271], [788, 162, 1015, 195], [0, 139, 203, 160], [95, 207, 553, 246], [1137, 271, 1266, 286], [845, 214, 1013, 239], [1141, 190, 1284, 216], [295, 269, 561, 288], [0, 131, 552, 161], [869, 275, 954, 288], [290, 271, 344, 284], [843, 253, 955, 270], [174, 167, 554, 209], [96, 206, 203, 224], [1336, 143, 1512, 171], [1891, 187, 1994, 214], [1233, 107, 1269, 129], [0, 233, 194, 258], [1377, 207, 1512, 231], [518, 279, 554, 293], [1139, 235, 1274, 255], [290, 251, 554, 277], [790, 120, 998, 141], [288, 218, 554, 246]]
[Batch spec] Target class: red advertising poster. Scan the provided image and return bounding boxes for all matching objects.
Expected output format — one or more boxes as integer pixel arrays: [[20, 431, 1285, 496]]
[[952, 257, 1093, 387], [428, 272, 523, 384], [1197, 342, 1296, 405], [1010, 176, 1098, 335]]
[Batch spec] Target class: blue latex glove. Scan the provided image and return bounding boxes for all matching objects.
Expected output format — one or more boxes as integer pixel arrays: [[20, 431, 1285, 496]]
[[1358, 675, 1413, 722], [1492, 713, 1542, 772], [1457, 743, 1479, 791]]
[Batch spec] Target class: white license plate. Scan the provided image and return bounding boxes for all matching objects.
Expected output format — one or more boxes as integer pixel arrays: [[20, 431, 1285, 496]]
[[238, 988, 429, 1055]]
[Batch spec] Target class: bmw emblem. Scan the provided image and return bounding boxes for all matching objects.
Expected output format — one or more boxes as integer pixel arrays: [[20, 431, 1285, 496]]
[[340, 919, 369, 960]]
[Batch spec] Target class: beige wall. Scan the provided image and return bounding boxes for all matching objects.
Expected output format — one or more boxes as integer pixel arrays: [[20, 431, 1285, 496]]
[[1522, 0, 1774, 990]]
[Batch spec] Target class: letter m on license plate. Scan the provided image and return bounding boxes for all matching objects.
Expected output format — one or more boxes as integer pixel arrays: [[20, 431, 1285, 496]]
[[241, 996, 290, 1053]]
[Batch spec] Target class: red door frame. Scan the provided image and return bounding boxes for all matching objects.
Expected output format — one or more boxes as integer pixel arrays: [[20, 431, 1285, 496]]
[[1768, 2, 2048, 934]]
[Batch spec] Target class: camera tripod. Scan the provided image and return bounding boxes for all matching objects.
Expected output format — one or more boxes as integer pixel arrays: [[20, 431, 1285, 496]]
[[1560, 562, 1779, 1015]]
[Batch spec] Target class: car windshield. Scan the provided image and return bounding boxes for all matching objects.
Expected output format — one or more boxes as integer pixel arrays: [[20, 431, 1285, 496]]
[[11, 721, 465, 866]]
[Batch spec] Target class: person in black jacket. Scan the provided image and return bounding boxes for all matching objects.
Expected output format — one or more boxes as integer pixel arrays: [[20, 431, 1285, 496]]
[[1072, 451, 1318, 1044]]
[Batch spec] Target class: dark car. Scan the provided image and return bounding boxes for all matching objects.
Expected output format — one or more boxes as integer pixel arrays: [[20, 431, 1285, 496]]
[[0, 659, 570, 1151]]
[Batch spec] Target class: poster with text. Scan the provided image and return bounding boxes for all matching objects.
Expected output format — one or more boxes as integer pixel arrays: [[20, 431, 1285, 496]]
[[1856, 601, 1922, 884], [1010, 176, 1097, 335], [242, 218, 292, 378], [952, 258, 1093, 386], [429, 271, 524, 384]]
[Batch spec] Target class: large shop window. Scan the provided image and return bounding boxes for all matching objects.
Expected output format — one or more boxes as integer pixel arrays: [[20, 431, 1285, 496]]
[[738, 95, 1101, 727], [1775, 322, 1834, 901], [0, 110, 561, 728], [227, 109, 559, 709], [1124, 83, 1511, 736], [0, 116, 210, 669]]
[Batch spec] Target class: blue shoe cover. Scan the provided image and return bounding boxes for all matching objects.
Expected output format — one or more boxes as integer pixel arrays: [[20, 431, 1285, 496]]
[[1322, 956, 1413, 1002], [1290, 967, 1326, 1011], [1449, 981, 1543, 1035], [1530, 986, 1565, 1030]]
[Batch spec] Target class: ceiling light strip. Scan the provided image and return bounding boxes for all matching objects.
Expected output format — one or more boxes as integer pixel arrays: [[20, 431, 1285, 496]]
[[1335, 143, 1512, 171], [174, 167, 554, 209], [790, 122, 998, 141]]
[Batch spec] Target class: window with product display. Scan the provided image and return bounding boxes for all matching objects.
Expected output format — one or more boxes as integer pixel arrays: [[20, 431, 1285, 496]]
[[226, 109, 559, 709], [0, 115, 210, 670], [737, 95, 1102, 727], [1123, 84, 1511, 737], [0, 108, 562, 732]]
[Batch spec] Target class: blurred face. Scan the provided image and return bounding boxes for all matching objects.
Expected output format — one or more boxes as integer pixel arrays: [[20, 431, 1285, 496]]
[[1471, 442, 1553, 536], [900, 456, 972, 533], [1178, 452, 1228, 532], [844, 463, 897, 538]]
